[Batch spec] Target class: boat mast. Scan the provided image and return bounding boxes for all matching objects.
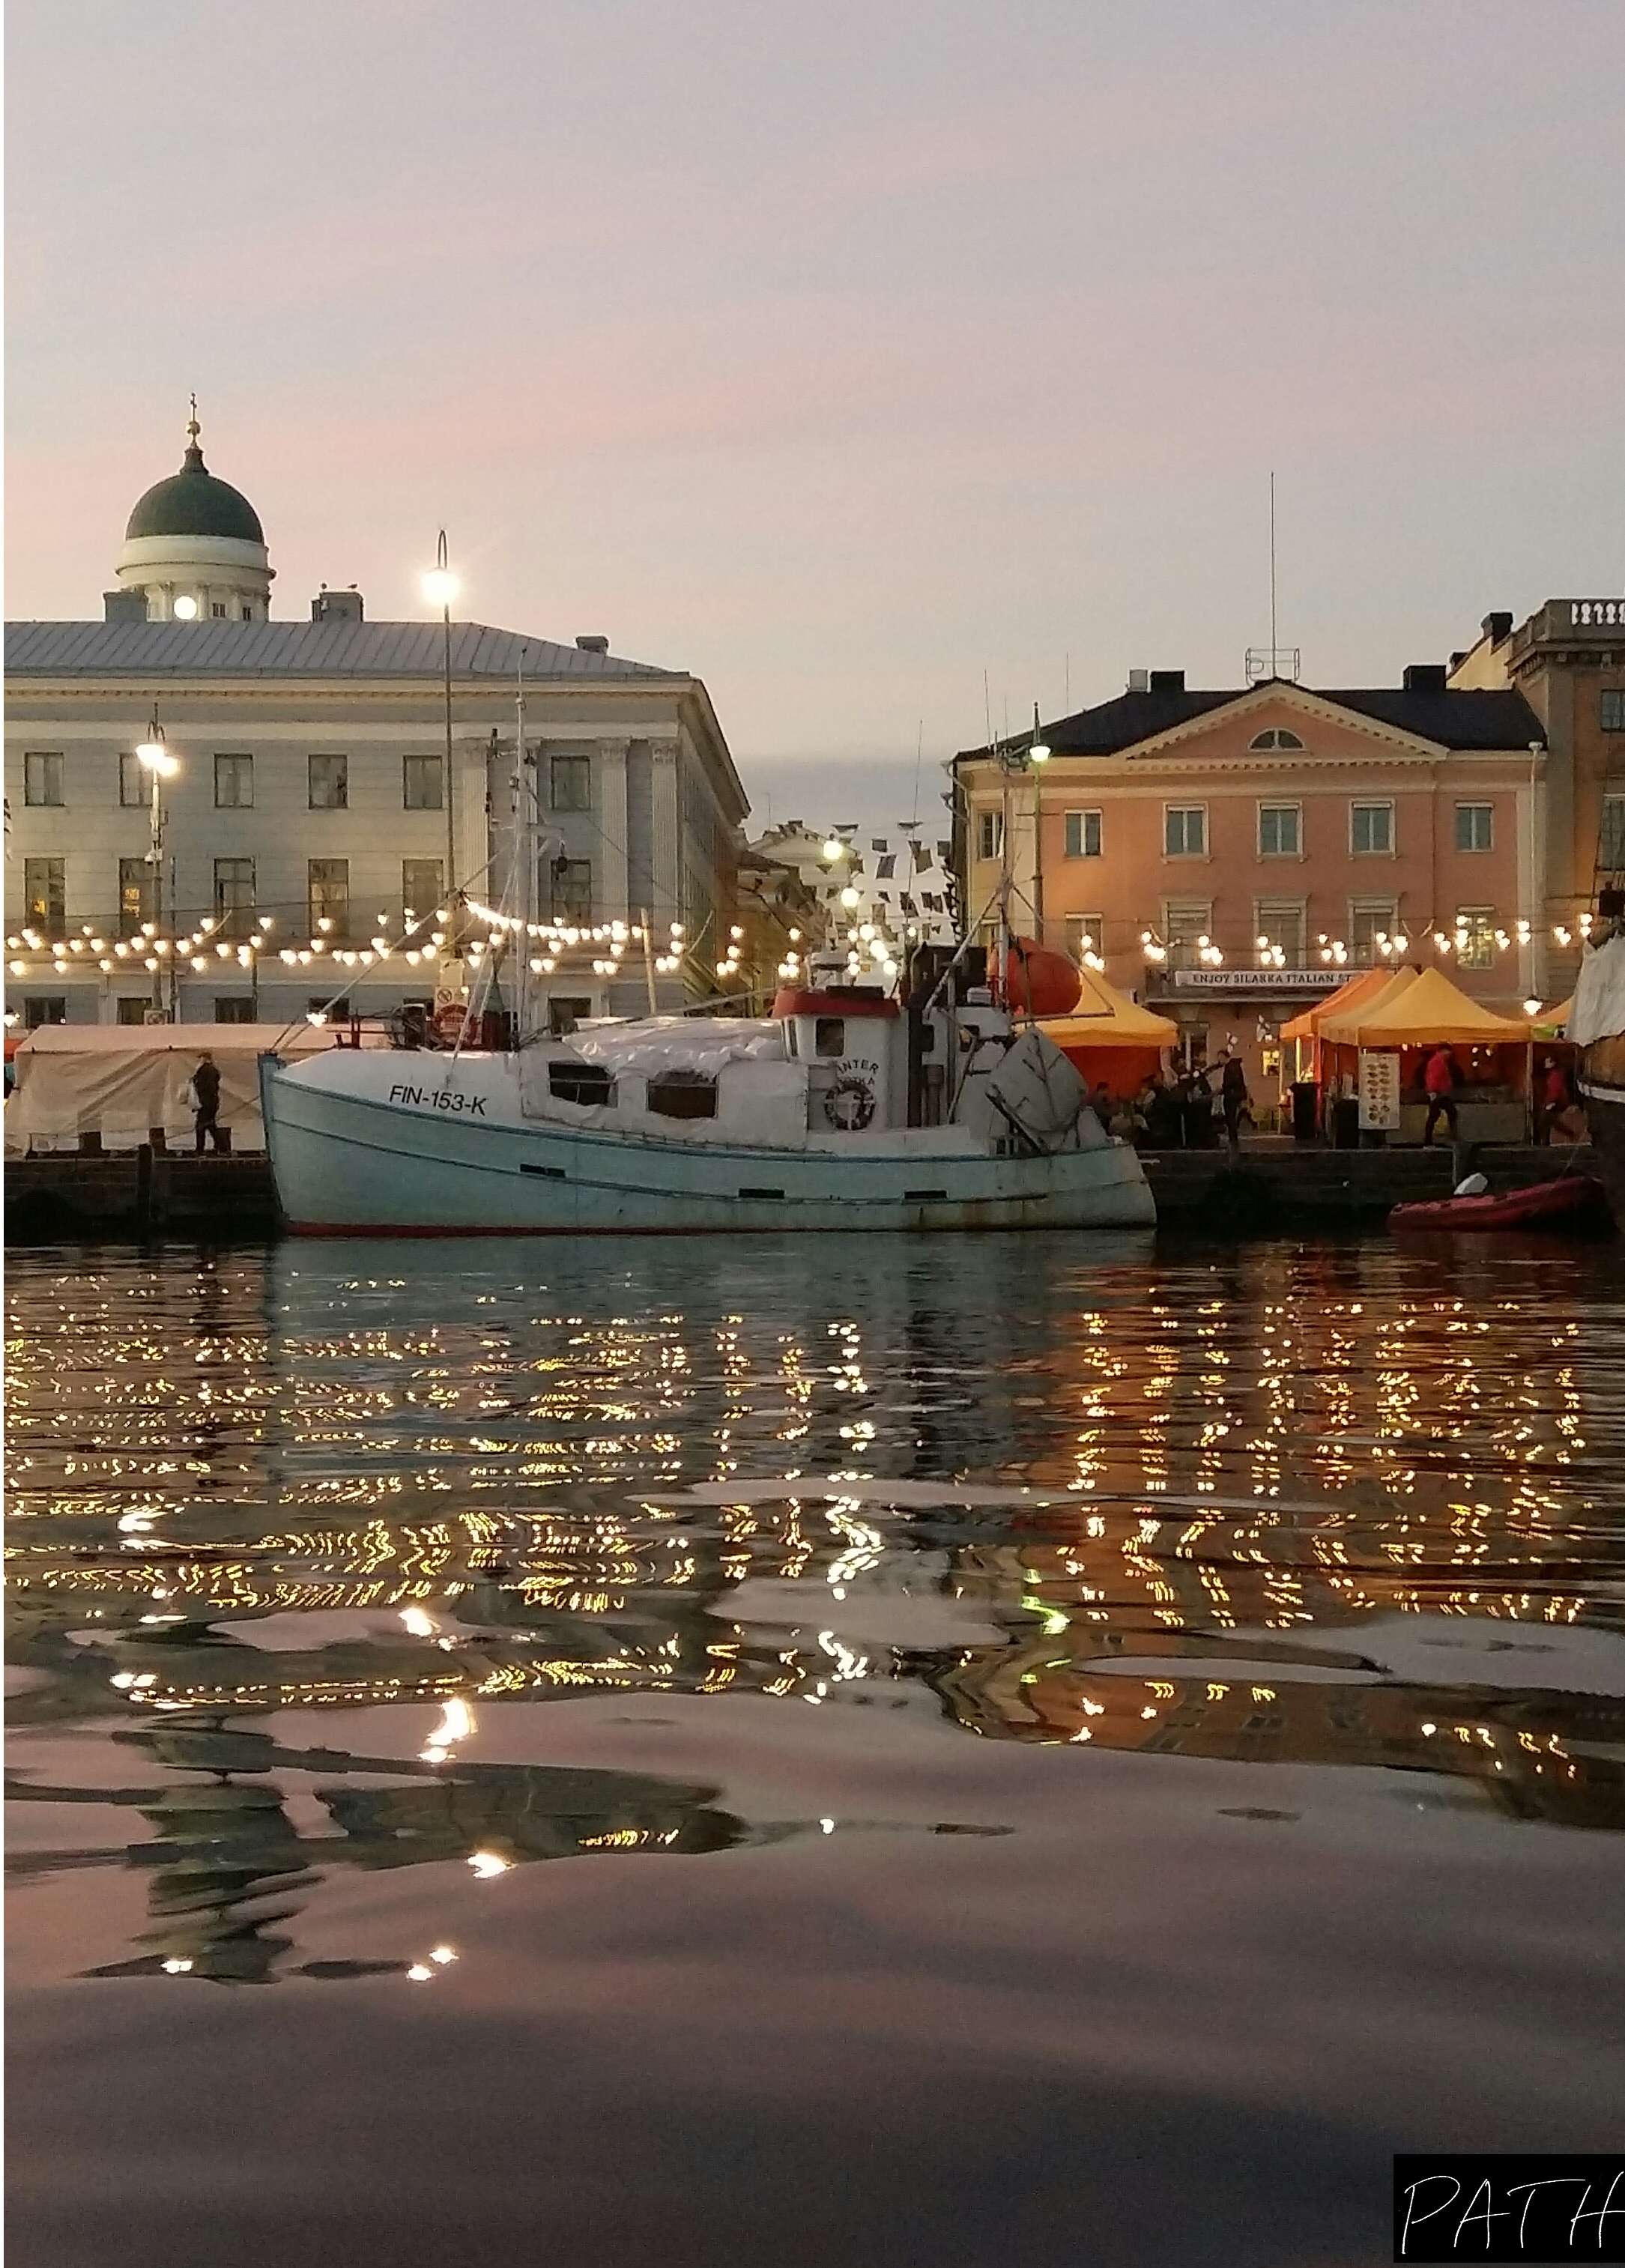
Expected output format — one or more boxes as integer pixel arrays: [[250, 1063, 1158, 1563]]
[[515, 646, 531, 1044]]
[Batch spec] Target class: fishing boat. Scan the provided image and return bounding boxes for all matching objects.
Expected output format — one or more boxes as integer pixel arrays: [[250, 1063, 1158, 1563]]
[[1570, 917, 1625, 1226], [259, 977, 1155, 1236], [260, 674, 1155, 1236]]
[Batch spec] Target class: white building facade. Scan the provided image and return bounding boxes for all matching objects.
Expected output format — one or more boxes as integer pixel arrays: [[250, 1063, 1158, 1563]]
[[5, 425, 746, 1030]]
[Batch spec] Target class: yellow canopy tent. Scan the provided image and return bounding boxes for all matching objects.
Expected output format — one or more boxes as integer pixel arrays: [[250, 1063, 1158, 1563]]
[[1040, 970, 1177, 1094], [1316, 964, 1423, 1046], [1322, 965, 1530, 1047]]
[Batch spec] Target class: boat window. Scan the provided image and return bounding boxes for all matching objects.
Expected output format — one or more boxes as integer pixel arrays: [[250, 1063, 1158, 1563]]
[[647, 1072, 718, 1120], [814, 1017, 845, 1057], [548, 1060, 616, 1107]]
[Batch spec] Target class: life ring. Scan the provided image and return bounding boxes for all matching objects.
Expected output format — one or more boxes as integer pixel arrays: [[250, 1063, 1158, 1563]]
[[823, 1071, 875, 1131]]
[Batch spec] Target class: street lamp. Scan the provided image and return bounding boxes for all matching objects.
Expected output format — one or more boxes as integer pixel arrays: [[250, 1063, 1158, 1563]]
[[1027, 702, 1050, 939], [423, 532, 459, 966], [136, 711, 181, 1019]]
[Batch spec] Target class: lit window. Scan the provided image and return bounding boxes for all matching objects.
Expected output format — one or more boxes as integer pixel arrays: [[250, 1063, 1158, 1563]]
[[1257, 804, 1301, 856], [1164, 805, 1206, 857], [1351, 802, 1393, 855], [118, 857, 151, 937], [1454, 803, 1493, 853], [1455, 907, 1495, 969], [1064, 810, 1102, 859], [24, 857, 66, 931]]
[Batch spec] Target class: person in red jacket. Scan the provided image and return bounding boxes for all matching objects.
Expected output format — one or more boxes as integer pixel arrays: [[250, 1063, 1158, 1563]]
[[1422, 1042, 1459, 1147]]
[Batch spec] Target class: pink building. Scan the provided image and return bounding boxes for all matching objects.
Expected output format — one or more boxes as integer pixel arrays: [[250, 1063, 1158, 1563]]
[[954, 664, 1546, 1087]]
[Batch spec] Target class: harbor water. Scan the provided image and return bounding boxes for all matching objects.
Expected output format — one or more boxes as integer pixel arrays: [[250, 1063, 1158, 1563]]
[[7, 1230, 1624, 2267]]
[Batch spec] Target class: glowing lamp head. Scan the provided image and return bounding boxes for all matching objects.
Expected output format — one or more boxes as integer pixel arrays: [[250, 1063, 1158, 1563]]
[[839, 886, 860, 911], [422, 566, 458, 609], [1029, 740, 1050, 764], [172, 595, 199, 621], [135, 742, 178, 778], [822, 837, 845, 862]]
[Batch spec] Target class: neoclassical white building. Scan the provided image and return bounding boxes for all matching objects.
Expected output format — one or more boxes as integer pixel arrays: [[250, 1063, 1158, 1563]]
[[5, 414, 747, 1029]]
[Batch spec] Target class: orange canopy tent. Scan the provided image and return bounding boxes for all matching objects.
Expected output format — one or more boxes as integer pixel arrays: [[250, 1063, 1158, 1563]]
[[1320, 965, 1529, 1048], [1279, 964, 1393, 1044], [1532, 994, 1573, 1039], [1040, 968, 1178, 1095]]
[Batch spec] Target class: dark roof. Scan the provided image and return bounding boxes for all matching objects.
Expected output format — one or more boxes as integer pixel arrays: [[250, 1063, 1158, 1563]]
[[960, 683, 1545, 760], [4, 618, 681, 681], [125, 441, 264, 545]]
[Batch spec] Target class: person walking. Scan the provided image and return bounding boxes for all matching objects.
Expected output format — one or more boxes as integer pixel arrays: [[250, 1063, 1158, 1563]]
[[191, 1052, 224, 1155], [1422, 1041, 1459, 1148], [1220, 1051, 1250, 1156], [1540, 1055, 1582, 1144]]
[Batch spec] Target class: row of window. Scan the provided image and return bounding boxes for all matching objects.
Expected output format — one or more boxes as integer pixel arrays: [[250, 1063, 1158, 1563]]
[[977, 800, 1501, 862], [18, 854, 596, 937], [19, 749, 597, 813]]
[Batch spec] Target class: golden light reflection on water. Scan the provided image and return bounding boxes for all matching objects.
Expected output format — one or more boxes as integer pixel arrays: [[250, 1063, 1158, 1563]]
[[7, 1235, 1625, 1980]]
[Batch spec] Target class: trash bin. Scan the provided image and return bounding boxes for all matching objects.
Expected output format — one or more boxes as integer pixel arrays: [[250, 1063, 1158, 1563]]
[[1331, 1095, 1360, 1149], [1290, 1080, 1319, 1143]]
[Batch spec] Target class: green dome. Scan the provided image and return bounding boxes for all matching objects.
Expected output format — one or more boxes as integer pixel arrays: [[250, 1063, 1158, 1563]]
[[125, 440, 264, 545]]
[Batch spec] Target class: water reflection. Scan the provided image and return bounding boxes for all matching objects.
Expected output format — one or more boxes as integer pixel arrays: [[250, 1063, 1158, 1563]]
[[7, 1232, 1625, 1988]]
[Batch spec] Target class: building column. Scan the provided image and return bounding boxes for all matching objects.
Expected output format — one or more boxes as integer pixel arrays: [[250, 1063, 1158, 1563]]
[[599, 739, 629, 922], [650, 740, 681, 928]]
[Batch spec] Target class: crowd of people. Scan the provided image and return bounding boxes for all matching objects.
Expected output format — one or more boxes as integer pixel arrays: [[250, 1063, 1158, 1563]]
[[1085, 1053, 1256, 1155]]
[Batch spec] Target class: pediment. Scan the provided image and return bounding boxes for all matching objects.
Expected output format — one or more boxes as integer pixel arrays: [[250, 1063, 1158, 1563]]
[[1124, 683, 1447, 764]]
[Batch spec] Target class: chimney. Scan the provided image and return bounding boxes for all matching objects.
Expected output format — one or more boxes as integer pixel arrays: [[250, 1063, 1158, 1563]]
[[1126, 668, 1151, 693], [1148, 668, 1186, 694], [1402, 663, 1447, 693], [1482, 610, 1513, 644], [103, 590, 148, 624], [575, 634, 609, 653], [311, 587, 364, 623]]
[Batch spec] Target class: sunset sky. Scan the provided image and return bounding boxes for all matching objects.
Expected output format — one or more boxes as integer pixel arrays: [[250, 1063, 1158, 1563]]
[[7, 0, 1622, 826]]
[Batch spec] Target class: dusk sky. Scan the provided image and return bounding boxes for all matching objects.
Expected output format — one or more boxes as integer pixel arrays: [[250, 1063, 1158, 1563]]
[[7, 0, 1623, 828]]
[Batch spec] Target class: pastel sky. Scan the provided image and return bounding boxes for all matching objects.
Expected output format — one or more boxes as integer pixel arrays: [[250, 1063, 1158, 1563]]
[[6, 0, 1622, 829]]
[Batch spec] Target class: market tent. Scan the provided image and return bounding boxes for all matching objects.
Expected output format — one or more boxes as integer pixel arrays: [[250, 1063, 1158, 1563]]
[[1040, 970, 1178, 1094], [1316, 964, 1423, 1045], [1279, 964, 1393, 1044], [1533, 994, 1574, 1039], [1322, 966, 1531, 1048], [7, 1022, 384, 1154]]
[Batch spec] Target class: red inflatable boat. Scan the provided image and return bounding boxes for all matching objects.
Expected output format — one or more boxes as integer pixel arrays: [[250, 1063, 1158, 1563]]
[[1390, 1176, 1606, 1233]]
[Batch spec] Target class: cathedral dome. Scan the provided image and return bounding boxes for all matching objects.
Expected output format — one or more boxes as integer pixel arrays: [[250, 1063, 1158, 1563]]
[[125, 435, 264, 545]]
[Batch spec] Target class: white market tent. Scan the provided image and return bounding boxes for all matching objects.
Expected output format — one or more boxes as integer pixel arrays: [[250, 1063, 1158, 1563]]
[[6, 1022, 384, 1155]]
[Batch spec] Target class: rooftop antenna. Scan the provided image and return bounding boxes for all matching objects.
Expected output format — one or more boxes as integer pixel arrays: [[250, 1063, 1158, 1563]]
[[910, 717, 923, 826], [1245, 470, 1301, 684], [1269, 468, 1277, 662]]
